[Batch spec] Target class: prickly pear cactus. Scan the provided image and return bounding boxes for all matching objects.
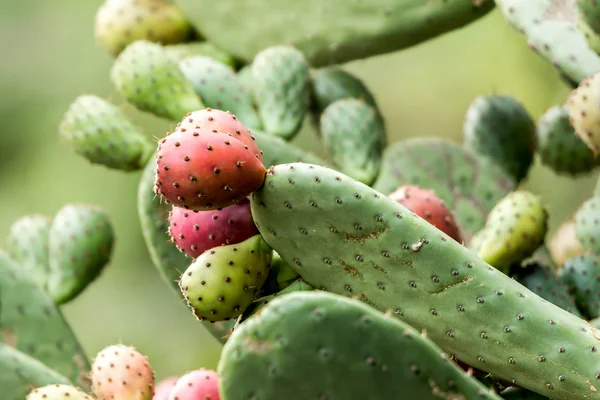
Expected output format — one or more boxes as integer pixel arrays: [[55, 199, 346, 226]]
[[163, 42, 236, 67], [59, 95, 153, 172], [27, 385, 93, 400], [568, 70, 600, 154], [111, 40, 202, 121], [1, 344, 71, 400], [373, 138, 516, 242], [549, 218, 584, 267], [577, 0, 600, 34], [176, 0, 495, 66], [252, 130, 325, 167], [496, 0, 600, 84], [219, 291, 501, 400], [560, 253, 600, 319], [574, 196, 600, 254], [319, 98, 386, 186], [463, 95, 536, 182], [0, 251, 90, 389]]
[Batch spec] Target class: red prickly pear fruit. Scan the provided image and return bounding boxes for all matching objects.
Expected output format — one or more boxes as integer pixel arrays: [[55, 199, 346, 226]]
[[175, 108, 263, 163], [154, 129, 266, 210], [91, 344, 155, 400], [167, 369, 220, 400], [388, 185, 463, 243], [153, 377, 178, 400], [168, 198, 259, 259]]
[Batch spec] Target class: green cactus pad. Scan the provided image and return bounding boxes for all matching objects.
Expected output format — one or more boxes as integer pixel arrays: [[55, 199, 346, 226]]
[[574, 196, 600, 254], [175, 0, 494, 67], [5, 215, 51, 290], [560, 253, 600, 320], [474, 191, 549, 273], [536, 105, 599, 176], [137, 157, 235, 342], [578, 0, 600, 34], [495, 0, 600, 84], [59, 95, 152, 172], [27, 384, 94, 400], [319, 98, 387, 186], [47, 204, 115, 304], [94, 0, 194, 57], [163, 42, 236, 67], [179, 235, 273, 322], [0, 344, 71, 400], [261, 252, 301, 295], [252, 130, 325, 167], [179, 56, 261, 129], [580, 17, 600, 54], [219, 291, 501, 400], [463, 95, 536, 182], [0, 252, 90, 389], [510, 262, 581, 317], [110, 40, 202, 121], [251, 46, 310, 140], [310, 67, 378, 116], [250, 163, 600, 400], [372, 138, 516, 242]]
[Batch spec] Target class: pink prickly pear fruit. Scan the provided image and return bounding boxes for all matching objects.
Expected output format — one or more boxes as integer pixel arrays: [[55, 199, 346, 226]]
[[388, 185, 463, 243], [153, 377, 178, 400], [175, 108, 263, 163], [168, 369, 220, 400], [168, 198, 259, 259], [91, 344, 155, 400], [154, 129, 266, 210]]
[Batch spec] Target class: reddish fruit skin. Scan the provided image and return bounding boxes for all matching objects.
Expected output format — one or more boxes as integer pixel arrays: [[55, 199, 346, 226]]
[[153, 377, 179, 400], [176, 108, 262, 162], [168, 369, 220, 400], [388, 185, 463, 243], [168, 198, 259, 258], [154, 129, 266, 210]]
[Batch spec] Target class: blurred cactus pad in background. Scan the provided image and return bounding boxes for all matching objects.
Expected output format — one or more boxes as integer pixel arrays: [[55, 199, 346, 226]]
[[7, 0, 600, 399]]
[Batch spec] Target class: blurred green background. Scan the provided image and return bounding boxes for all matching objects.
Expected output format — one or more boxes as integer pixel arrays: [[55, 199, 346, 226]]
[[0, 1, 596, 382]]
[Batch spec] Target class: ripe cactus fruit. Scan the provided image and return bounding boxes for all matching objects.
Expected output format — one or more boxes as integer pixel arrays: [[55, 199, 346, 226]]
[[94, 0, 193, 57], [568, 70, 600, 154], [179, 235, 273, 322], [578, 0, 600, 34], [251, 46, 310, 140], [388, 184, 463, 243], [167, 369, 220, 400], [463, 95, 536, 182], [153, 128, 266, 210], [252, 130, 325, 167], [179, 57, 261, 129], [0, 251, 91, 389], [153, 377, 178, 400], [560, 253, 600, 319], [549, 218, 584, 268], [373, 138, 515, 242], [47, 204, 115, 304], [574, 196, 600, 253], [310, 67, 378, 116], [138, 156, 235, 343], [472, 191, 548, 273], [91, 344, 155, 400], [2, 345, 71, 400], [5, 214, 51, 289], [495, 0, 600, 84], [168, 198, 259, 259], [111, 40, 202, 121], [319, 98, 386, 185], [59, 95, 152, 172], [536, 105, 599, 176], [249, 163, 600, 399], [218, 291, 501, 400], [26, 384, 93, 400], [162, 42, 236, 67]]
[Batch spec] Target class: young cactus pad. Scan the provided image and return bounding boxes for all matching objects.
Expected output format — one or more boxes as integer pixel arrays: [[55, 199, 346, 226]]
[[372, 138, 516, 241], [218, 291, 501, 400], [249, 162, 600, 400], [1, 344, 71, 400], [574, 196, 600, 254], [0, 251, 90, 389], [175, 0, 494, 67], [137, 156, 235, 343]]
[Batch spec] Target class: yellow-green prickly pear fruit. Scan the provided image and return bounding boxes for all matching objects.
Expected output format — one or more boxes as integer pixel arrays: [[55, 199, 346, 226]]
[[568, 70, 600, 154]]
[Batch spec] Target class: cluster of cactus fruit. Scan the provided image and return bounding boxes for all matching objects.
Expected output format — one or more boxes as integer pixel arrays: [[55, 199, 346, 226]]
[[13, 0, 600, 399]]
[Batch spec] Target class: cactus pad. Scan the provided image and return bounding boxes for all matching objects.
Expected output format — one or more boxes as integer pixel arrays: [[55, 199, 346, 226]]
[[252, 130, 325, 167], [175, 0, 494, 67], [373, 138, 516, 242], [574, 196, 600, 254], [219, 291, 501, 400], [162, 42, 236, 67], [560, 253, 600, 319]]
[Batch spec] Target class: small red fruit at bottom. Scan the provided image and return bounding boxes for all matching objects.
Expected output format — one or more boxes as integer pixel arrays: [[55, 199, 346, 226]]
[[153, 377, 178, 400], [167, 369, 220, 400]]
